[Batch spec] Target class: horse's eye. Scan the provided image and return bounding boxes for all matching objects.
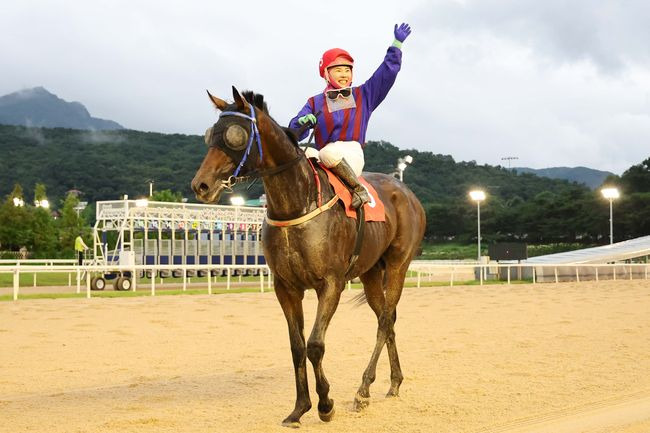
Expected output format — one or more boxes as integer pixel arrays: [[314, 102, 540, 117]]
[[204, 127, 214, 147], [224, 124, 249, 150]]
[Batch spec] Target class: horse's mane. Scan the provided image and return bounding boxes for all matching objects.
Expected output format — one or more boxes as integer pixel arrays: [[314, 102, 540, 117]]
[[240, 90, 300, 146]]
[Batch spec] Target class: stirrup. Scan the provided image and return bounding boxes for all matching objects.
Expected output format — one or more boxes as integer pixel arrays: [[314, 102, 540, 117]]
[[351, 189, 369, 209]]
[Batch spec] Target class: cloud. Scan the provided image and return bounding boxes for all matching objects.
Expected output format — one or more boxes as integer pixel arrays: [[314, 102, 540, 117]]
[[414, 0, 650, 73]]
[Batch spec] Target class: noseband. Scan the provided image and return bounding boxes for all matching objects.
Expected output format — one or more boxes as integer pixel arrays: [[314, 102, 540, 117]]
[[217, 103, 304, 190]]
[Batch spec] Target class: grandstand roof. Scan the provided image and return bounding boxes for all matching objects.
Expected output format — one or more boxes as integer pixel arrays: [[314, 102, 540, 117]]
[[526, 235, 650, 264]]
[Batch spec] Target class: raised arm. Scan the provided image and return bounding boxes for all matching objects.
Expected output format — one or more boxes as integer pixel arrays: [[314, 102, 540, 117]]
[[362, 23, 412, 111]]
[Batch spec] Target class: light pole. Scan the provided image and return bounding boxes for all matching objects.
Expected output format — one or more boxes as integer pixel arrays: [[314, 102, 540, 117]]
[[147, 180, 155, 197], [396, 155, 413, 181], [469, 190, 486, 261], [601, 187, 620, 245]]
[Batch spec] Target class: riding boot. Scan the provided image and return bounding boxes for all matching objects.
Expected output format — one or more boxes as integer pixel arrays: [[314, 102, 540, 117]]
[[330, 159, 370, 209]]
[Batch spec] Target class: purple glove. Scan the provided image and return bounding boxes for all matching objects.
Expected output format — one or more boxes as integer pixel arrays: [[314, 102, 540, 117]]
[[394, 23, 411, 42]]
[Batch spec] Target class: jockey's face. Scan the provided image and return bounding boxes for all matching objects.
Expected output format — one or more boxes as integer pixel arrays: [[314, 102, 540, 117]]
[[327, 65, 352, 88]]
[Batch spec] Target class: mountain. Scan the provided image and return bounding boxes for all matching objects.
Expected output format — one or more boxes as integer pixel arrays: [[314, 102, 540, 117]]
[[0, 87, 123, 130], [513, 166, 614, 189]]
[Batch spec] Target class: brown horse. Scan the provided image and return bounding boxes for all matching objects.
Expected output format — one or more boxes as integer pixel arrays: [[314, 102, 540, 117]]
[[192, 87, 425, 427]]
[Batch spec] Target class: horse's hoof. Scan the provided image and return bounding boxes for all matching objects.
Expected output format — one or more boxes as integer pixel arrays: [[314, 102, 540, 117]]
[[281, 419, 301, 429], [318, 404, 335, 422], [386, 389, 399, 398], [352, 393, 370, 411]]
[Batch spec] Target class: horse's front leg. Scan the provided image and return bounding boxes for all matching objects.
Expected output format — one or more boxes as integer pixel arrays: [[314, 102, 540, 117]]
[[275, 280, 311, 427], [307, 281, 343, 422]]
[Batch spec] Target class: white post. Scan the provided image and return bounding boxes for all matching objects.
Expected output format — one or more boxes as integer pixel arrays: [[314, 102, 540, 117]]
[[450, 267, 454, 287], [183, 269, 187, 291], [595, 266, 599, 282], [226, 268, 231, 290], [86, 270, 91, 299], [507, 266, 511, 285], [554, 267, 558, 284], [33, 273, 37, 287], [576, 267, 580, 283], [532, 267, 536, 284], [476, 201, 481, 262], [76, 268, 81, 293], [260, 271, 264, 293], [151, 269, 156, 296], [207, 270, 212, 295], [479, 264, 484, 286], [68, 272, 72, 287], [609, 198, 614, 245], [613, 266, 617, 280], [13, 268, 19, 301], [629, 265, 633, 280], [132, 267, 137, 291], [417, 271, 421, 288]]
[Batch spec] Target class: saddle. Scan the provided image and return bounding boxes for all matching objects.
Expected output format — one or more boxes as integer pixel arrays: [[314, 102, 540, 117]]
[[319, 163, 386, 222]]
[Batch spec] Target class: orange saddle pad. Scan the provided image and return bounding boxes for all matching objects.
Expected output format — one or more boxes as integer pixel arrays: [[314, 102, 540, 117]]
[[322, 166, 386, 222]]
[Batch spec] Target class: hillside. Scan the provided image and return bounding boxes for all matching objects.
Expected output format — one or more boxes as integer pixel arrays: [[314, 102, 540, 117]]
[[514, 166, 614, 189], [2, 125, 648, 243], [0, 87, 123, 130]]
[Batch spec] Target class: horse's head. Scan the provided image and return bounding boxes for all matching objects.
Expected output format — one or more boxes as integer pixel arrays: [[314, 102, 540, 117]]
[[192, 86, 266, 203]]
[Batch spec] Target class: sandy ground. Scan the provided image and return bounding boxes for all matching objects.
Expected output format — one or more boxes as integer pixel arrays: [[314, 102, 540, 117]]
[[1, 280, 649, 433]]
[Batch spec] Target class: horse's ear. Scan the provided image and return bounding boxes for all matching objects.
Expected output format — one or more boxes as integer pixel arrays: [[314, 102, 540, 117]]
[[232, 86, 247, 109], [206, 90, 227, 111]]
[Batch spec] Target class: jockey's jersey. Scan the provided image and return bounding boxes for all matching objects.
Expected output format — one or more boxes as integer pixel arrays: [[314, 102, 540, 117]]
[[290, 46, 402, 150]]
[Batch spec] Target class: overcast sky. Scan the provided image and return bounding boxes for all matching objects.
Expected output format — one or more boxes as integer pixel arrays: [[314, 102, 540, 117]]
[[2, 0, 649, 174]]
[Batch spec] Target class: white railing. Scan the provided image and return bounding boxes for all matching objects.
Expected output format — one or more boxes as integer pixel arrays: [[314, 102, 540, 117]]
[[0, 264, 273, 301], [2, 262, 649, 302]]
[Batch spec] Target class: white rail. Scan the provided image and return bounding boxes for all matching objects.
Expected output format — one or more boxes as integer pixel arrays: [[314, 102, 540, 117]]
[[2, 262, 648, 301]]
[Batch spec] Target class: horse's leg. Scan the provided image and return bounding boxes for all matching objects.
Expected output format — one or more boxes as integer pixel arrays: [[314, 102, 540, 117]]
[[306, 280, 343, 422], [353, 265, 388, 410], [383, 263, 408, 398], [275, 280, 311, 427]]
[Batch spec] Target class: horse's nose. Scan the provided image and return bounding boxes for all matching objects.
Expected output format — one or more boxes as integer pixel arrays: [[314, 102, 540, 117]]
[[191, 177, 210, 196]]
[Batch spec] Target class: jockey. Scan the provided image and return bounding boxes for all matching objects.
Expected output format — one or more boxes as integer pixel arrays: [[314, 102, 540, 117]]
[[289, 23, 412, 209]]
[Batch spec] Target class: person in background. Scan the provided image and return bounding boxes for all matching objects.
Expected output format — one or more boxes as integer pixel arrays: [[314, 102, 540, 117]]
[[75, 233, 89, 266]]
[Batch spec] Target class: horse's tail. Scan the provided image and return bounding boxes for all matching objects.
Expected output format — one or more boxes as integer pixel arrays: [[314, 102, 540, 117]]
[[350, 290, 368, 307]]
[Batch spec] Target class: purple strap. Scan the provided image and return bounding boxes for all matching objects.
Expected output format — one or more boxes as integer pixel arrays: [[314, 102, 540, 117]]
[[219, 103, 263, 177]]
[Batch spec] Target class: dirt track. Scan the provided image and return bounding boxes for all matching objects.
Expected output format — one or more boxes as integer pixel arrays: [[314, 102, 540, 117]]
[[1, 280, 649, 432]]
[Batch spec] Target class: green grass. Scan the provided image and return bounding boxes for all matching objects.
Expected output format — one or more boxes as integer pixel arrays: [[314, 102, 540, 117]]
[[0, 271, 268, 288]]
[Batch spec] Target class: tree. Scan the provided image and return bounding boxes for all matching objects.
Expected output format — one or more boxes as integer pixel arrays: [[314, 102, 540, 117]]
[[57, 192, 87, 257], [151, 189, 183, 202], [0, 183, 34, 251]]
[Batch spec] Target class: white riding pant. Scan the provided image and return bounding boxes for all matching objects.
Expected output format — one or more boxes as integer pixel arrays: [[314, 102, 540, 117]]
[[304, 140, 365, 176]]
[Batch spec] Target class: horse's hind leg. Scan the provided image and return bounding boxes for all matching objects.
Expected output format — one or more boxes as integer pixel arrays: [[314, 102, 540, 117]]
[[307, 280, 344, 422], [353, 265, 388, 410], [384, 264, 408, 398]]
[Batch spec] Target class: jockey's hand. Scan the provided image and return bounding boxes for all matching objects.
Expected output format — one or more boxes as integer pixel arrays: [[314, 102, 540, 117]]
[[394, 23, 412, 42], [298, 114, 317, 126]]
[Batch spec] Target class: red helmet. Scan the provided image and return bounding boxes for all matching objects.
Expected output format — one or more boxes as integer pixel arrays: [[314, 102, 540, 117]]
[[319, 48, 354, 78]]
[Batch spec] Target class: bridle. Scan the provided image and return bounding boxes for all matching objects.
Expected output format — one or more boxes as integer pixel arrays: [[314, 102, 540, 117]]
[[215, 102, 305, 191]]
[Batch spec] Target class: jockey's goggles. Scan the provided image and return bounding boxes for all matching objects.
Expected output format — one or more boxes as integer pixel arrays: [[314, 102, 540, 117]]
[[326, 87, 352, 100]]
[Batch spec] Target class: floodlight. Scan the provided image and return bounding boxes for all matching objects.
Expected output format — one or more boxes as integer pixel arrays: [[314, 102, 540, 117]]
[[469, 190, 486, 201], [601, 187, 620, 199], [230, 196, 245, 206]]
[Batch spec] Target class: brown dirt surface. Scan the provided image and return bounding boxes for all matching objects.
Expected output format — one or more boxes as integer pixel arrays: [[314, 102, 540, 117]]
[[1, 280, 649, 432]]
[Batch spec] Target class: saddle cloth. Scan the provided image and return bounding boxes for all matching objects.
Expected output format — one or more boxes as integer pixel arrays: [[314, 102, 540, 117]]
[[321, 165, 386, 222]]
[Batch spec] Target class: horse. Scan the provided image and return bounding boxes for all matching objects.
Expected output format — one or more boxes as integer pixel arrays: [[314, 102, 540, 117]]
[[191, 87, 426, 427]]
